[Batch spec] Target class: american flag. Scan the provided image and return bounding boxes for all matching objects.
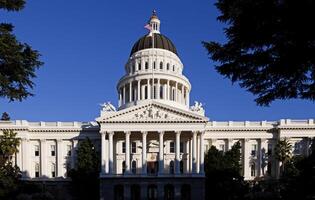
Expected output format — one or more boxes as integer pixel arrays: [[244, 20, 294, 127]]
[[144, 24, 152, 31]]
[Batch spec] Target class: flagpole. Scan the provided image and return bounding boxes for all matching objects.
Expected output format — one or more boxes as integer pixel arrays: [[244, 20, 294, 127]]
[[151, 28, 155, 100]]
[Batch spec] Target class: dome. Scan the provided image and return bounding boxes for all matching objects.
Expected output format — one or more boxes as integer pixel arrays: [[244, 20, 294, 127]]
[[130, 33, 178, 56]]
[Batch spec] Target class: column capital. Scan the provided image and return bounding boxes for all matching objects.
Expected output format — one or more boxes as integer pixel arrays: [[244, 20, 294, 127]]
[[158, 131, 165, 136], [40, 139, 46, 142], [125, 131, 131, 136], [175, 131, 181, 135], [57, 139, 63, 143], [108, 131, 115, 136], [141, 131, 148, 136]]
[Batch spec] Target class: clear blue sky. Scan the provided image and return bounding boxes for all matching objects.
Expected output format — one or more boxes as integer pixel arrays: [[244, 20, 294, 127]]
[[0, 0, 314, 122]]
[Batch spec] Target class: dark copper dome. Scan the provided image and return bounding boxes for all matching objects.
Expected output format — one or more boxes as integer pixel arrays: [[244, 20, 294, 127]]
[[130, 33, 178, 56]]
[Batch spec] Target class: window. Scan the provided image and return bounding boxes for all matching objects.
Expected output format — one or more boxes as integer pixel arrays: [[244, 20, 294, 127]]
[[145, 62, 148, 70], [131, 160, 137, 174], [172, 65, 175, 71], [132, 142, 137, 153], [67, 145, 72, 156], [170, 142, 175, 153], [251, 144, 257, 157], [34, 145, 39, 156], [122, 161, 126, 174], [251, 163, 256, 177], [219, 144, 225, 152], [180, 142, 184, 153], [160, 86, 163, 99], [132, 64, 135, 73], [35, 163, 40, 177], [138, 62, 141, 71], [160, 62, 163, 70], [51, 145, 56, 156], [153, 61, 156, 69], [51, 163, 56, 177], [169, 161, 174, 174], [167, 63, 170, 70], [122, 142, 126, 153]]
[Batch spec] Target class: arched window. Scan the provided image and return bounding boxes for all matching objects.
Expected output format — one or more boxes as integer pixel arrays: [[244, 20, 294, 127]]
[[122, 161, 126, 174], [167, 63, 170, 70], [169, 161, 175, 174], [173, 65, 175, 71], [251, 163, 256, 177], [145, 62, 149, 70], [180, 160, 184, 174], [138, 62, 141, 71], [160, 62, 163, 70], [131, 160, 137, 174]]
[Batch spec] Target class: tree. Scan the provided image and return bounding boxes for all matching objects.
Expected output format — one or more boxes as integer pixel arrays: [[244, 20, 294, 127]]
[[0, 129, 21, 199], [205, 142, 248, 200], [274, 138, 292, 176], [203, 0, 315, 106], [1, 112, 10, 121], [0, 0, 43, 101], [68, 138, 99, 200]]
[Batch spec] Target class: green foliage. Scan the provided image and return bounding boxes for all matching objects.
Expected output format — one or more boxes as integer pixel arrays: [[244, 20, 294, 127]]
[[203, 0, 315, 106], [1, 112, 10, 121], [205, 142, 248, 200], [0, 0, 25, 11], [274, 138, 292, 176], [0, 129, 21, 199], [68, 138, 99, 200], [0, 1, 43, 101]]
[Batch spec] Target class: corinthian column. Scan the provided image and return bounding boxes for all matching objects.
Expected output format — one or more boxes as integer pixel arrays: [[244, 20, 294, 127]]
[[175, 131, 181, 174], [125, 131, 131, 174], [142, 131, 148, 175], [108, 132, 114, 174], [192, 131, 197, 174], [159, 131, 164, 175], [199, 132, 205, 175]]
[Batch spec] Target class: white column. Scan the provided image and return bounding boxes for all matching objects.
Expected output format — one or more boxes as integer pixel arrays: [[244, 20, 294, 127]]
[[196, 134, 200, 173], [189, 139, 192, 173], [159, 131, 164, 175], [147, 79, 151, 99], [137, 80, 141, 101], [40, 139, 47, 177], [21, 138, 30, 178], [163, 84, 167, 100], [243, 139, 250, 179], [129, 82, 132, 102], [142, 131, 148, 175], [57, 139, 64, 177], [118, 89, 122, 107], [101, 132, 106, 174], [167, 80, 170, 100], [200, 132, 205, 175], [123, 86, 126, 104], [157, 79, 160, 99], [192, 131, 197, 174], [125, 131, 131, 174], [175, 82, 178, 102], [108, 132, 114, 174], [175, 131, 181, 174], [186, 89, 190, 106], [181, 84, 184, 104]]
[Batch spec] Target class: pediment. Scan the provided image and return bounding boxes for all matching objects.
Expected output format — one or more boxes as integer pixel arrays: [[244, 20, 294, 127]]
[[96, 102, 208, 123]]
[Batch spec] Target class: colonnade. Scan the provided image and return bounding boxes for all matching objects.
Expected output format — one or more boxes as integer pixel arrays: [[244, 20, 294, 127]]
[[100, 131, 205, 176], [118, 79, 190, 107]]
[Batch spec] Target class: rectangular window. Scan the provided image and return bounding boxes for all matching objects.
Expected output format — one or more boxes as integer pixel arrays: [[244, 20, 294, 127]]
[[251, 144, 257, 157], [180, 142, 184, 153], [67, 145, 72, 156], [35, 163, 40, 178], [132, 142, 137, 153], [34, 145, 39, 157], [122, 142, 126, 153], [51, 145, 56, 156], [170, 142, 175, 153], [51, 164, 56, 178]]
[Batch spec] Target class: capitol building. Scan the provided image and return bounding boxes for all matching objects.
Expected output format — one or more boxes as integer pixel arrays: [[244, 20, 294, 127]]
[[1, 11, 315, 200]]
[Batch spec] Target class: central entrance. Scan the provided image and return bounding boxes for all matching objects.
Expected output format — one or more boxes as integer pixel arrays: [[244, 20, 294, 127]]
[[147, 161, 158, 175]]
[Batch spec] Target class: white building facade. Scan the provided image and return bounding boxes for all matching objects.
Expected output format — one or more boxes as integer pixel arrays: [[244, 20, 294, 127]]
[[1, 12, 315, 200]]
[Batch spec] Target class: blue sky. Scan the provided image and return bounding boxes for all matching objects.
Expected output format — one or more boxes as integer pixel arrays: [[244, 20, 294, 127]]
[[0, 0, 314, 122]]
